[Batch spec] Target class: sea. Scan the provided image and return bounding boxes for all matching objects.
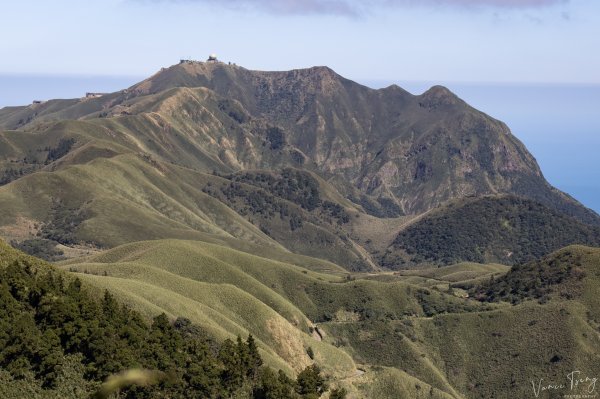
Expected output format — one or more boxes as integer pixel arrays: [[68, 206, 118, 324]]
[[1, 75, 598, 214]]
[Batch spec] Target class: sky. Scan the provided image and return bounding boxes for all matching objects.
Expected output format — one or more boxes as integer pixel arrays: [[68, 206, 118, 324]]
[[0, 0, 598, 212], [1, 0, 599, 83]]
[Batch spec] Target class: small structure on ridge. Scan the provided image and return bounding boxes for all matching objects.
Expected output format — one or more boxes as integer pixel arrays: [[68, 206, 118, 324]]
[[85, 92, 106, 99]]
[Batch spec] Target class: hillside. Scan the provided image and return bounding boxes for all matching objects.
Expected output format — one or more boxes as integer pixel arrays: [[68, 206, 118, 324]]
[[326, 245, 600, 398], [383, 195, 600, 267], [60, 239, 488, 370], [471, 245, 595, 304], [60, 239, 600, 399], [0, 64, 599, 271], [0, 237, 479, 398], [1, 62, 597, 223], [0, 239, 342, 399], [58, 238, 489, 398], [3, 218, 600, 398]]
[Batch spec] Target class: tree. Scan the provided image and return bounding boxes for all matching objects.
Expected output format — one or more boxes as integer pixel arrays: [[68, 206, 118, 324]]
[[246, 334, 263, 379], [219, 338, 245, 393], [254, 368, 296, 399], [296, 364, 327, 399]]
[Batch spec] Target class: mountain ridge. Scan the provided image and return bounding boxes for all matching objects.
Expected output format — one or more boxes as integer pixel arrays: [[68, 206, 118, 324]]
[[0, 61, 598, 269], [2, 62, 589, 217]]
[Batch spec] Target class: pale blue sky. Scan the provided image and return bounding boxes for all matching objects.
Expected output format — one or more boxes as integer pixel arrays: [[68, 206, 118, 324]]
[[1, 0, 599, 83]]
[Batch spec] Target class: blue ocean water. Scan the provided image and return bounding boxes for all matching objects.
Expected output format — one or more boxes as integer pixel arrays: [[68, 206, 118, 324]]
[[1, 75, 598, 214], [0, 75, 143, 109]]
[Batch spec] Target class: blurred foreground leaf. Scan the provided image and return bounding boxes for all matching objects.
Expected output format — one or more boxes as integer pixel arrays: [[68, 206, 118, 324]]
[[93, 369, 168, 399]]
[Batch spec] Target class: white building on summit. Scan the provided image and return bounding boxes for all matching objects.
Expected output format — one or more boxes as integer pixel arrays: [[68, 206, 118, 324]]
[[179, 54, 221, 64]]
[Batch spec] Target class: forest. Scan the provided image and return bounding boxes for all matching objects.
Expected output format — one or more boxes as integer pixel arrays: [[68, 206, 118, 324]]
[[0, 256, 344, 398]]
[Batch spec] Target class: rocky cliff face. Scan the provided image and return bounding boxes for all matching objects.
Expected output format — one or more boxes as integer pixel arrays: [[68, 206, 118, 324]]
[[125, 62, 595, 221]]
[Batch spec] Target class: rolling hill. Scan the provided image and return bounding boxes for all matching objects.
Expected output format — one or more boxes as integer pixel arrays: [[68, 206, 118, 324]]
[[55, 240, 600, 398], [0, 238, 350, 399], [0, 236, 492, 398]]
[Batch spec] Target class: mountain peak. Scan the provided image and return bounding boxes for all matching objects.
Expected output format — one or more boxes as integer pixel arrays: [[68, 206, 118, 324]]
[[418, 85, 461, 109], [131, 60, 237, 95], [130, 62, 348, 99]]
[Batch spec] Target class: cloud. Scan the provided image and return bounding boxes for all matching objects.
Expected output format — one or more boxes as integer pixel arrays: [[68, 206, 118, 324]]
[[146, 0, 569, 16], [386, 0, 568, 7], [153, 0, 357, 16]]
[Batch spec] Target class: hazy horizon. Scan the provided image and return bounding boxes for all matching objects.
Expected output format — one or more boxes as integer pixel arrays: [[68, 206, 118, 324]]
[[2, 0, 599, 83]]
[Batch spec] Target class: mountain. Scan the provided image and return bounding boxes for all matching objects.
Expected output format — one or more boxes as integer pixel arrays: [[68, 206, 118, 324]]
[[0, 61, 598, 271], [1, 62, 597, 221], [2, 60, 600, 397]]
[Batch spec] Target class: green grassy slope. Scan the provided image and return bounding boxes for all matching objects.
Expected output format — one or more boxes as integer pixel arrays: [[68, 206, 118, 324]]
[[61, 240, 358, 377], [397, 262, 509, 282], [0, 154, 281, 249], [0, 141, 355, 273], [328, 246, 600, 398], [347, 367, 456, 399], [63, 239, 490, 321], [396, 262, 509, 289], [0, 239, 338, 399], [61, 238, 502, 398], [0, 98, 374, 268], [6, 231, 600, 398]]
